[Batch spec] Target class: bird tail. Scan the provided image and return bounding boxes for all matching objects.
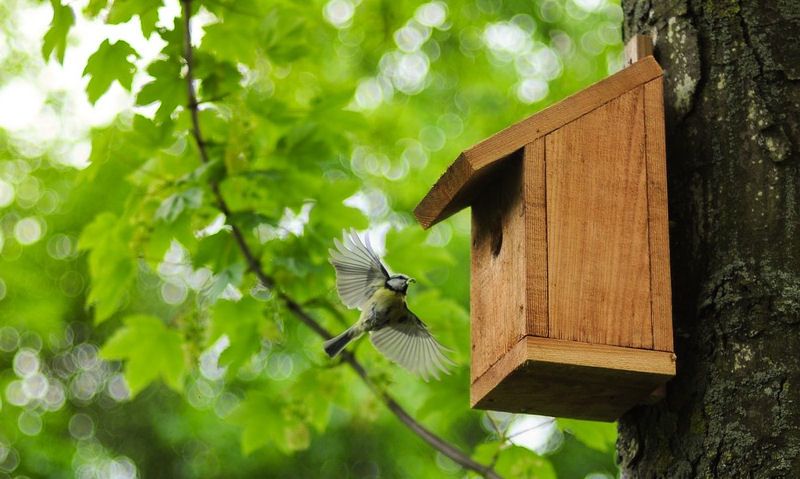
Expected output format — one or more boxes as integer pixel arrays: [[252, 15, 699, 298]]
[[323, 328, 358, 358]]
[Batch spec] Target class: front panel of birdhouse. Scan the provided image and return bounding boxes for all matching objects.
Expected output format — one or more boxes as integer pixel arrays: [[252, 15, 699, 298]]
[[469, 78, 675, 421], [415, 55, 676, 421]]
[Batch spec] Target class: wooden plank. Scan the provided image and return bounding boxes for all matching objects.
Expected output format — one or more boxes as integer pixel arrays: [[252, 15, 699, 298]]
[[643, 78, 674, 352], [624, 34, 654, 66], [414, 57, 663, 229], [546, 86, 653, 349], [523, 140, 548, 337], [471, 336, 676, 421], [469, 153, 528, 383]]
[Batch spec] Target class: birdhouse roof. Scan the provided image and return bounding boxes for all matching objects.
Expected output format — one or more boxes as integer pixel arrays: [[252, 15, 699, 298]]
[[414, 56, 663, 229]]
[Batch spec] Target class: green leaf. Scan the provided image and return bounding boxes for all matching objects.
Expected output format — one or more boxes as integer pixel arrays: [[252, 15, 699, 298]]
[[42, 0, 75, 64], [208, 297, 264, 371], [83, 40, 139, 104], [100, 314, 186, 395], [107, 0, 161, 37], [155, 187, 203, 223], [557, 419, 617, 453], [136, 60, 184, 122], [78, 213, 137, 323]]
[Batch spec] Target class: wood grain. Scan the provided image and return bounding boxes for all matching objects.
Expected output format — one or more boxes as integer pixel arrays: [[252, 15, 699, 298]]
[[545, 86, 653, 349], [643, 78, 674, 352], [414, 57, 663, 229], [523, 140, 548, 337], [624, 34, 654, 66], [471, 337, 676, 421], [470, 153, 527, 382]]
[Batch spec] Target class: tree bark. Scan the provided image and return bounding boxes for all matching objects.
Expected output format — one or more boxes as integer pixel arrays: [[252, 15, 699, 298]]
[[618, 1, 800, 477]]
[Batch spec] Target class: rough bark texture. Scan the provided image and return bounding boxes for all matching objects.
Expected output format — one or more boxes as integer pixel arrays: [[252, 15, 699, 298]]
[[618, 1, 800, 477]]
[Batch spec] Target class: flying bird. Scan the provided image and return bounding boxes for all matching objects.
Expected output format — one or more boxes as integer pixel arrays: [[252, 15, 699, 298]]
[[323, 229, 454, 381]]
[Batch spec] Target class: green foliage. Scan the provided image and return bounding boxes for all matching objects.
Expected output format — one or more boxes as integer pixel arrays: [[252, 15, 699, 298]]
[[78, 213, 137, 323], [83, 39, 139, 104], [41, 0, 74, 63], [99, 314, 186, 395], [0, 0, 627, 476]]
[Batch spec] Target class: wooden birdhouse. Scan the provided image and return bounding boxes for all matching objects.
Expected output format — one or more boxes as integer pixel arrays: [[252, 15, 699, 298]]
[[414, 37, 676, 421]]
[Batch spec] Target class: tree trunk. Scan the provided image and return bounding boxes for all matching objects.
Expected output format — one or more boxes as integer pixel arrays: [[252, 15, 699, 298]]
[[618, 1, 800, 477]]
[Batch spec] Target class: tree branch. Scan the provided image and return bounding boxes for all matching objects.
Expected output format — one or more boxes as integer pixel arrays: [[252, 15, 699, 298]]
[[178, 2, 501, 478]]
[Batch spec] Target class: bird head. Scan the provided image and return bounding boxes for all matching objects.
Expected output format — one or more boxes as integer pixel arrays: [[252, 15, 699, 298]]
[[386, 274, 415, 294]]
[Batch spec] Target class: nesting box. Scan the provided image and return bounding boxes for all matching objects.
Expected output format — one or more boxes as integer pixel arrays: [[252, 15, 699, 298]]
[[414, 53, 676, 421]]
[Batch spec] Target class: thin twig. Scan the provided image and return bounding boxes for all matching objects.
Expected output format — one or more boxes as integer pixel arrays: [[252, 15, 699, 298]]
[[178, 2, 501, 478]]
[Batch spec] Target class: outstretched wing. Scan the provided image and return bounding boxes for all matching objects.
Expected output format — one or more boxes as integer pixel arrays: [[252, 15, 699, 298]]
[[329, 229, 390, 309], [370, 309, 455, 381]]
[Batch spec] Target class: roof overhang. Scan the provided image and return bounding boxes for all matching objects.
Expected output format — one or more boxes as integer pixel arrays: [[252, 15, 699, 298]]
[[414, 56, 663, 229]]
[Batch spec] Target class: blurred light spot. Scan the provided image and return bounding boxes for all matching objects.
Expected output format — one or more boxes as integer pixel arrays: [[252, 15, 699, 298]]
[[380, 52, 430, 95], [598, 22, 621, 46], [107, 373, 131, 402], [199, 336, 229, 381], [517, 78, 549, 103], [21, 373, 48, 399], [437, 113, 464, 139], [214, 391, 239, 418], [426, 223, 453, 246], [59, 270, 85, 297], [0, 179, 14, 208], [539, 0, 562, 22], [565, 0, 590, 20], [19, 331, 43, 351], [516, 47, 562, 80], [106, 457, 137, 479], [550, 30, 575, 57], [0, 326, 19, 352], [74, 343, 100, 370], [574, 0, 606, 12], [15, 176, 41, 208], [415, 2, 447, 28], [47, 233, 74, 259], [0, 445, 19, 472], [354, 77, 385, 110], [69, 413, 95, 440], [14, 217, 43, 245], [266, 353, 294, 380], [419, 126, 446, 151], [160, 281, 188, 305], [17, 410, 42, 436], [511, 14, 536, 34], [13, 349, 40, 377], [601, 3, 624, 23], [187, 268, 211, 291], [70, 371, 100, 402], [187, 378, 219, 410], [400, 140, 429, 169], [36, 189, 60, 214], [43, 379, 66, 411], [0, 79, 44, 131], [5, 380, 29, 407], [483, 22, 531, 61], [394, 24, 429, 53], [323, 0, 355, 29], [507, 415, 558, 454], [580, 31, 604, 55]]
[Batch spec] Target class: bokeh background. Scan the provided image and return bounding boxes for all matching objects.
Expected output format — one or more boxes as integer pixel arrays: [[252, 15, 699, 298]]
[[0, 0, 624, 477]]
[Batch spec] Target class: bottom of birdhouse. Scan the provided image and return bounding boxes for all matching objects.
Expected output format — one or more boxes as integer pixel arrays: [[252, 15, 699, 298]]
[[471, 337, 676, 422]]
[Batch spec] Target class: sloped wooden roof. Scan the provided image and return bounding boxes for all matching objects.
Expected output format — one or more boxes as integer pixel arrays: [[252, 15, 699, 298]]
[[414, 56, 663, 229]]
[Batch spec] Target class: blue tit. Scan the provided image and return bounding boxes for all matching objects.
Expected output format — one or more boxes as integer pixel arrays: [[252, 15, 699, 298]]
[[323, 229, 454, 381]]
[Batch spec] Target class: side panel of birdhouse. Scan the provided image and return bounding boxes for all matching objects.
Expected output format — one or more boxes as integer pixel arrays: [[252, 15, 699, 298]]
[[643, 77, 674, 352], [523, 139, 549, 338], [470, 153, 527, 383], [544, 86, 654, 349]]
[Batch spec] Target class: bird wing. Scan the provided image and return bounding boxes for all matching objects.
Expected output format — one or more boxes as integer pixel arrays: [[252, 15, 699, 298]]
[[370, 309, 455, 381], [329, 229, 390, 310]]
